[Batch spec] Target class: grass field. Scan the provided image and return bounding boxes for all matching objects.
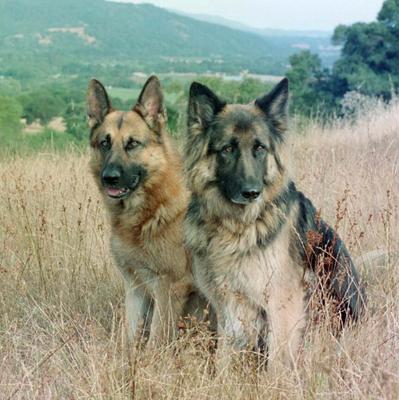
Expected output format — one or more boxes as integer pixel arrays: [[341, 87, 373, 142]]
[[0, 99, 398, 399]]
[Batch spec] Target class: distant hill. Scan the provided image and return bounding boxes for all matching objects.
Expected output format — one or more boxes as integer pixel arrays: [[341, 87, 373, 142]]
[[172, 10, 339, 67], [0, 0, 304, 75], [173, 11, 331, 38]]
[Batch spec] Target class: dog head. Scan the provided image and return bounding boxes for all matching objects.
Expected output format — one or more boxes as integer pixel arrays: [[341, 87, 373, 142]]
[[185, 78, 289, 215], [87, 76, 169, 205]]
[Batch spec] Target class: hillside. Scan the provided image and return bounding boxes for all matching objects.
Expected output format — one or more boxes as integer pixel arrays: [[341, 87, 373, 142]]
[[0, 0, 295, 75]]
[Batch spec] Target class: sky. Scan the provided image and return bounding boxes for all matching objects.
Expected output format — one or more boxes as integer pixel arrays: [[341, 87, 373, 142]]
[[116, 0, 385, 31]]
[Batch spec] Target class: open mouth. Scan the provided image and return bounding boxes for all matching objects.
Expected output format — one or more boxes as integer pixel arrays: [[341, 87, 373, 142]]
[[105, 187, 131, 199]]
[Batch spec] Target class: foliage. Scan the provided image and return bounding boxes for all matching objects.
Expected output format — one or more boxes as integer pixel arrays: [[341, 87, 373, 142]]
[[0, 95, 22, 135], [193, 77, 273, 104], [18, 90, 67, 125], [63, 101, 86, 141], [286, 0, 399, 116], [0, 72, 280, 152], [336, 0, 399, 98], [0, 77, 22, 97], [286, 51, 335, 116], [331, 20, 396, 98]]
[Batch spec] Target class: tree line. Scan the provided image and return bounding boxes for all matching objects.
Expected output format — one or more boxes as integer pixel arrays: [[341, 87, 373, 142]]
[[287, 0, 399, 116]]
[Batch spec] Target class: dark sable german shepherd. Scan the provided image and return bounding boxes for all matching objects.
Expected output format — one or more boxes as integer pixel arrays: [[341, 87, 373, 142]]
[[184, 78, 366, 368], [87, 76, 201, 345]]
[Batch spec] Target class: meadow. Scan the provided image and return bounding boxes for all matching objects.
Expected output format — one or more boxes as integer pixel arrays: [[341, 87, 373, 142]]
[[0, 98, 398, 399]]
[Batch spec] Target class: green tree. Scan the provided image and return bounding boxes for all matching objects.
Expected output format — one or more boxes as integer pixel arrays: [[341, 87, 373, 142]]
[[19, 90, 67, 124], [286, 51, 335, 115], [0, 78, 22, 97], [63, 100, 86, 141], [331, 0, 399, 98], [0, 96, 22, 135], [237, 78, 272, 103], [285, 0, 399, 116]]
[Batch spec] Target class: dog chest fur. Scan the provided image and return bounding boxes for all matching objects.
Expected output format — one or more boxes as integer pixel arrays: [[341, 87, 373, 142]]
[[190, 208, 305, 311], [111, 230, 191, 291]]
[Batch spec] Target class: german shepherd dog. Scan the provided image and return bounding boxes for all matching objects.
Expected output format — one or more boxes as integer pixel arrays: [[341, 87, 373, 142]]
[[184, 78, 365, 368], [87, 76, 199, 345]]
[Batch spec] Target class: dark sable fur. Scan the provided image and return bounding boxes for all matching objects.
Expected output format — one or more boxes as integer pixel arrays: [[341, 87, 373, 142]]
[[292, 189, 365, 322], [256, 181, 296, 247], [187, 177, 365, 324], [184, 78, 365, 364]]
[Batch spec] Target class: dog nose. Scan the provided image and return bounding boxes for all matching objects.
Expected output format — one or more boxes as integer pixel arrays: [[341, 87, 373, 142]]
[[102, 165, 122, 186], [242, 189, 261, 200]]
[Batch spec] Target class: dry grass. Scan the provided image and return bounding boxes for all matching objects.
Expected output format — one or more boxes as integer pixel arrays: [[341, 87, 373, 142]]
[[0, 100, 398, 399]]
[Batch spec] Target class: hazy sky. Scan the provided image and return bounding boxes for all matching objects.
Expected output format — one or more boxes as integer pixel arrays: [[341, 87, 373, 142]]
[[118, 0, 385, 31]]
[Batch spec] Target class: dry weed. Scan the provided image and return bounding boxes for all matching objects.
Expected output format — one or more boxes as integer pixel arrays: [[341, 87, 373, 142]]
[[0, 102, 398, 399]]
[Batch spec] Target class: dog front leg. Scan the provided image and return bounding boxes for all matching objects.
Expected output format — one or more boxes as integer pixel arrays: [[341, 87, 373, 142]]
[[124, 282, 153, 345], [148, 278, 189, 345], [266, 285, 306, 371], [215, 294, 264, 369]]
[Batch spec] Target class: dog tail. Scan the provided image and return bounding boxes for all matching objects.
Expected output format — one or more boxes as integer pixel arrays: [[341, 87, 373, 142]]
[[296, 190, 366, 324]]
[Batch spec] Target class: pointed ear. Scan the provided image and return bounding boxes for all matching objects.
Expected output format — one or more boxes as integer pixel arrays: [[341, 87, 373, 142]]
[[255, 78, 289, 134], [133, 75, 165, 128], [86, 79, 112, 129], [188, 82, 226, 135]]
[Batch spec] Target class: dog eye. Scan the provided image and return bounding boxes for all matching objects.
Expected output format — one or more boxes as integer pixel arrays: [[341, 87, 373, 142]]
[[254, 144, 266, 153], [126, 139, 140, 151], [100, 138, 111, 150], [221, 145, 234, 154]]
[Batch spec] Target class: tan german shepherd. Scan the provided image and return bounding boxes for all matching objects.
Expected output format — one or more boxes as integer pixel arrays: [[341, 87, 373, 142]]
[[87, 76, 200, 345], [183, 78, 366, 368]]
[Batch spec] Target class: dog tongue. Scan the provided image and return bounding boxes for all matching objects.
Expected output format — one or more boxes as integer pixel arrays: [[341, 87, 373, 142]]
[[107, 188, 123, 197]]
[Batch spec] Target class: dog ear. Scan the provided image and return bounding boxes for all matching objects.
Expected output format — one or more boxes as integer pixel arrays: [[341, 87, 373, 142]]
[[133, 75, 165, 129], [255, 78, 289, 135], [188, 82, 226, 135], [87, 79, 112, 130]]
